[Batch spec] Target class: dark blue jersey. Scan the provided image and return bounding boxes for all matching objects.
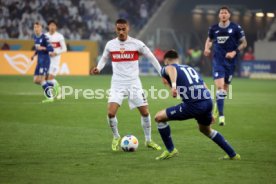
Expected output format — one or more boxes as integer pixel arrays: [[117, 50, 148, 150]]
[[33, 33, 53, 63], [208, 22, 245, 65], [161, 64, 211, 103]]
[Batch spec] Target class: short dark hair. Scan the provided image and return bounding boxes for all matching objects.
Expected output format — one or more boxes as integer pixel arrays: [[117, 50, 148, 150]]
[[115, 18, 128, 25], [218, 6, 231, 14], [34, 22, 41, 26], [164, 50, 179, 60], [47, 20, 57, 26]]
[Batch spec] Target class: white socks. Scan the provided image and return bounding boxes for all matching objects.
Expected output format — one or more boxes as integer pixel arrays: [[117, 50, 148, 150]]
[[107, 115, 152, 141], [107, 116, 120, 138], [141, 115, 151, 142]]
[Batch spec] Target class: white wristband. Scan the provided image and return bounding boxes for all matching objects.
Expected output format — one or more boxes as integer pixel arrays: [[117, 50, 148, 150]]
[[172, 82, 176, 88]]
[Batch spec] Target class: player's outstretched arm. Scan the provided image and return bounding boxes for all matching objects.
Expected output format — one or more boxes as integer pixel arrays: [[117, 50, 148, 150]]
[[90, 43, 110, 75], [90, 56, 108, 75], [145, 51, 162, 75], [138, 42, 161, 75], [165, 66, 177, 98]]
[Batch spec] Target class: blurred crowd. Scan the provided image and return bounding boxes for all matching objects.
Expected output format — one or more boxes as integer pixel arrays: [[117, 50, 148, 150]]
[[112, 0, 164, 29], [0, 0, 113, 41], [0, 0, 166, 41]]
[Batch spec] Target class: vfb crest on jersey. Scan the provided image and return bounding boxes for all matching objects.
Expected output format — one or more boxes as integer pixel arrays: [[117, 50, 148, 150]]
[[217, 36, 229, 44], [120, 48, 125, 53]]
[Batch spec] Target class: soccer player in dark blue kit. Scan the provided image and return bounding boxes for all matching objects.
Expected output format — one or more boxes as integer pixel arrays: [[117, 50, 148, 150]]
[[204, 6, 247, 125], [31, 22, 54, 103], [154, 50, 240, 160]]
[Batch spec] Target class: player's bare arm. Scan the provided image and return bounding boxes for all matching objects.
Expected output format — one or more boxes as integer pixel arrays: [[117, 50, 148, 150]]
[[31, 51, 37, 60], [225, 37, 247, 59], [165, 66, 178, 98], [162, 77, 170, 87], [237, 37, 247, 52], [204, 37, 213, 57]]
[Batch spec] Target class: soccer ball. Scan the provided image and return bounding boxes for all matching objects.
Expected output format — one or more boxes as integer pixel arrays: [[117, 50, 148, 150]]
[[120, 135, 139, 152]]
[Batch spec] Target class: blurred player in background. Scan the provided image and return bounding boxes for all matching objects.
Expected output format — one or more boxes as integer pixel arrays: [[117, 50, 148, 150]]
[[45, 20, 67, 99], [155, 50, 240, 160], [91, 19, 162, 151], [204, 6, 247, 126], [31, 22, 54, 103]]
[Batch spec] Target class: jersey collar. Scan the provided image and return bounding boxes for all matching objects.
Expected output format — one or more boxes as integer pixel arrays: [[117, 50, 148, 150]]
[[218, 21, 231, 28], [35, 33, 42, 38], [117, 36, 130, 42]]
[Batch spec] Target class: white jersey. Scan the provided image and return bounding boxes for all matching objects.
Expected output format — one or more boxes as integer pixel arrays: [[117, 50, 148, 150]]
[[45, 32, 67, 64], [97, 36, 161, 83]]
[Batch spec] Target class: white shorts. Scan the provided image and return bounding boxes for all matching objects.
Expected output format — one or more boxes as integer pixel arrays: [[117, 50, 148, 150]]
[[49, 60, 60, 76], [108, 80, 148, 109]]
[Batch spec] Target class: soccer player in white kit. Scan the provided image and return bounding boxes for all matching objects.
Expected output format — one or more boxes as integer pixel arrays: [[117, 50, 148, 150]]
[[45, 20, 67, 99], [91, 19, 162, 151]]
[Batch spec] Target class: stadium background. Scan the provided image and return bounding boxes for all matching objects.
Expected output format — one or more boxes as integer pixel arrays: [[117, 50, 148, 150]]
[[0, 0, 276, 77], [0, 0, 276, 184]]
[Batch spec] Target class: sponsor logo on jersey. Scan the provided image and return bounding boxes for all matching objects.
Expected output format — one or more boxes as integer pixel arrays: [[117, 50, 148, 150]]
[[51, 42, 61, 48], [111, 51, 139, 62], [228, 28, 233, 33], [217, 36, 229, 44]]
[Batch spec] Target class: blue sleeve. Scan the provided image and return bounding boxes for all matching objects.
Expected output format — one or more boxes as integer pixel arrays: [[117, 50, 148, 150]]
[[236, 24, 245, 40], [208, 26, 214, 40], [44, 35, 54, 52]]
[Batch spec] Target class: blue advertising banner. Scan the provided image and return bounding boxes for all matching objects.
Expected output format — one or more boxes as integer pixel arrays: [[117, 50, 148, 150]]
[[240, 61, 276, 78]]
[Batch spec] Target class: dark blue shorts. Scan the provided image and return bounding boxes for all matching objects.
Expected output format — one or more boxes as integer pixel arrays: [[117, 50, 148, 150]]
[[34, 58, 50, 76], [213, 61, 236, 84], [166, 99, 213, 126]]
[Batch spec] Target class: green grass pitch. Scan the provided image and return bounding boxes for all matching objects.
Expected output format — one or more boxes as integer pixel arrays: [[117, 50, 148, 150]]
[[0, 75, 276, 184]]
